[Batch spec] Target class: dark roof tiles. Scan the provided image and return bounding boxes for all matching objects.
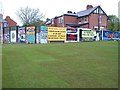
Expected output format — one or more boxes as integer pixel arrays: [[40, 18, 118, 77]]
[[77, 6, 99, 17]]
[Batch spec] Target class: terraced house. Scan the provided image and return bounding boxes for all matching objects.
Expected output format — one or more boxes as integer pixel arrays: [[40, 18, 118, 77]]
[[45, 5, 108, 30]]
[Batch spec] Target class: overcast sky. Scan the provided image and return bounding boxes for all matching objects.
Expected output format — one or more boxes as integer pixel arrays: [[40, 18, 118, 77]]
[[0, 0, 119, 25]]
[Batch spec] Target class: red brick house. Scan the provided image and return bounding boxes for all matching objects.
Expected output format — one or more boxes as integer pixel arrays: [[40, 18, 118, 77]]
[[45, 5, 108, 30], [5, 16, 17, 27], [0, 14, 17, 27]]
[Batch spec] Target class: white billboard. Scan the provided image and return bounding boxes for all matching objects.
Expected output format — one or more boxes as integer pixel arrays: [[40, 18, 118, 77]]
[[10, 31, 16, 42], [82, 30, 96, 38]]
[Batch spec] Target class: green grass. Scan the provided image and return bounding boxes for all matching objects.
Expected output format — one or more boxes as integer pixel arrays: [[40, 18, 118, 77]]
[[2, 41, 118, 88]]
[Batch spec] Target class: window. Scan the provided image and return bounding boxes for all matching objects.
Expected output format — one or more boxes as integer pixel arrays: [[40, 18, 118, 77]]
[[93, 9, 97, 14], [84, 17, 87, 22], [79, 18, 82, 22], [99, 15, 102, 24], [58, 17, 64, 24], [61, 16, 64, 26], [58, 18, 61, 24], [99, 9, 104, 14], [52, 19, 54, 24]]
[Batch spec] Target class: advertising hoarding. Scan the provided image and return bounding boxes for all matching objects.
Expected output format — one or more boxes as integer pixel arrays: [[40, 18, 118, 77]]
[[36, 27, 40, 44], [66, 34, 77, 41], [82, 30, 96, 38], [10, 27, 17, 43], [40, 26, 48, 43], [26, 26, 35, 43], [10, 31, 17, 42], [18, 27, 26, 43], [66, 27, 79, 42], [48, 27, 66, 42], [3, 27, 10, 43], [102, 30, 120, 40]]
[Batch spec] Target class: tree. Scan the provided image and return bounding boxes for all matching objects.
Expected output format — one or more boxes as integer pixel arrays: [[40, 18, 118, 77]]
[[108, 15, 119, 31], [16, 6, 45, 26]]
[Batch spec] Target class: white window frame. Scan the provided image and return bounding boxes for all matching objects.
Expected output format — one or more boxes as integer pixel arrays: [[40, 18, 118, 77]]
[[52, 19, 54, 24], [99, 15, 102, 24]]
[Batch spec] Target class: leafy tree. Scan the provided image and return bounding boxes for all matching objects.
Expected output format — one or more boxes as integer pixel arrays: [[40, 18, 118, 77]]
[[108, 15, 119, 31], [16, 6, 45, 26]]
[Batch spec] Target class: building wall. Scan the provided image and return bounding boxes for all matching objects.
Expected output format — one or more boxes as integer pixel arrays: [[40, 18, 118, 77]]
[[55, 16, 64, 27], [64, 15, 78, 27], [78, 16, 89, 24], [80, 24, 89, 28], [89, 14, 107, 30], [47, 15, 78, 27], [46, 12, 108, 30]]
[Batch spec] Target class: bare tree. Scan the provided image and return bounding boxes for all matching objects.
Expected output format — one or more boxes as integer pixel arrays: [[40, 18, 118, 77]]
[[16, 6, 44, 26]]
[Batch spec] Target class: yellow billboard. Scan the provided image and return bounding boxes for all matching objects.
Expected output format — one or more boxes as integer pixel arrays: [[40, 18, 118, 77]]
[[48, 27, 66, 42], [26, 26, 35, 34]]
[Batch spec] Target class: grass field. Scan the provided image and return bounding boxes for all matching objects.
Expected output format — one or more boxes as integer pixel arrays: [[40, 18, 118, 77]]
[[2, 41, 118, 88]]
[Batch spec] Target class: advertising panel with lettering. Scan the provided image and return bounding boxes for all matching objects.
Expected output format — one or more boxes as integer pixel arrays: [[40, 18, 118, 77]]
[[26, 26, 35, 43], [48, 27, 66, 42]]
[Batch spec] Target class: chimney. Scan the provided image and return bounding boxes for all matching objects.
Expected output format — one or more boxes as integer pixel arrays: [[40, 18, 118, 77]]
[[86, 5, 93, 10], [67, 11, 72, 13], [6, 16, 10, 19]]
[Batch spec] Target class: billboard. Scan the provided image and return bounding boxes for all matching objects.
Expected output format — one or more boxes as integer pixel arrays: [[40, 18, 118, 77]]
[[82, 30, 96, 38], [102, 30, 120, 40], [18, 27, 26, 43], [10, 31, 16, 42], [67, 27, 77, 33], [40, 26, 48, 43], [36, 27, 40, 44], [66, 27, 79, 42], [66, 34, 77, 41], [10, 27, 17, 43], [26, 26, 35, 43], [3, 27, 10, 43], [48, 27, 66, 42]]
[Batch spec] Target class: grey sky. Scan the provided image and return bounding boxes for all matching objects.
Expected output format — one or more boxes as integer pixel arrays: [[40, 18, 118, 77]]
[[0, 0, 119, 25]]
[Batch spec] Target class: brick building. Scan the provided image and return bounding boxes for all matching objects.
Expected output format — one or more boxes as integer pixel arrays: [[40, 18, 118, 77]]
[[0, 14, 17, 43], [0, 14, 17, 27], [5, 16, 17, 27], [45, 5, 108, 30]]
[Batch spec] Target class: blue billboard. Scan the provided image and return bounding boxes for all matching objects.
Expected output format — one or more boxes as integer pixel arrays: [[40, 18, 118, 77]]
[[18, 27, 26, 43], [102, 30, 120, 40], [40, 26, 48, 43]]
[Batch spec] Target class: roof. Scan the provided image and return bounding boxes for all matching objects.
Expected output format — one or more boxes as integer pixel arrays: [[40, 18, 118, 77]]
[[55, 13, 77, 18], [45, 5, 108, 25], [45, 20, 51, 25], [66, 22, 89, 28], [5, 16, 17, 26], [64, 13, 78, 17], [77, 6, 99, 17]]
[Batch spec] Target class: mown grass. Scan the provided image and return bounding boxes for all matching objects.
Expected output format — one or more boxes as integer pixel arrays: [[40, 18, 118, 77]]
[[2, 41, 118, 88]]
